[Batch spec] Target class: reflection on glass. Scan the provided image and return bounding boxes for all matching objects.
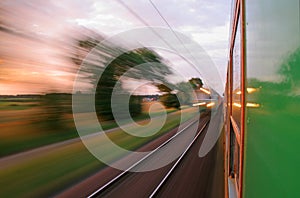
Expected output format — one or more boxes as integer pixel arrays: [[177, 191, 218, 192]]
[[232, 19, 241, 129]]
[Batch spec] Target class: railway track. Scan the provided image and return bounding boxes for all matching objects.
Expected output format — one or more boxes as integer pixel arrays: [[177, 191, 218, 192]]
[[88, 116, 210, 198]]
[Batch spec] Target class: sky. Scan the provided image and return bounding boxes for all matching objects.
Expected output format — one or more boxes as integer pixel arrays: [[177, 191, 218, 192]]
[[0, 0, 231, 95]]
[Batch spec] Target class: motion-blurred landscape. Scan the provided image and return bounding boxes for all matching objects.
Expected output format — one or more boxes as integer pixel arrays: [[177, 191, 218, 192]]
[[0, 0, 229, 197]]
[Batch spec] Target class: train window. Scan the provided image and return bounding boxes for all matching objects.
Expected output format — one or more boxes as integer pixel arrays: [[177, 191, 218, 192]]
[[226, 1, 244, 195], [231, 17, 241, 129], [229, 124, 235, 177], [229, 121, 241, 192]]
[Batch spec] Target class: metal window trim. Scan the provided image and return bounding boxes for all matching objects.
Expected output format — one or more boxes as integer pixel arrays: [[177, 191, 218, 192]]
[[230, 116, 241, 146], [230, 0, 241, 55], [226, 0, 246, 197], [238, 0, 246, 197]]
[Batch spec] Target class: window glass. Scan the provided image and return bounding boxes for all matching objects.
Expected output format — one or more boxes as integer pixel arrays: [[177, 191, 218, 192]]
[[232, 18, 241, 129]]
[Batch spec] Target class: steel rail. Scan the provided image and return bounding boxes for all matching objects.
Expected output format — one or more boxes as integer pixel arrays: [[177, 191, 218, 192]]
[[88, 117, 207, 198], [149, 120, 209, 197]]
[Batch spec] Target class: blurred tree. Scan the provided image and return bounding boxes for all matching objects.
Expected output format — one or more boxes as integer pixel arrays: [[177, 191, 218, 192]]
[[40, 93, 66, 130], [71, 35, 173, 121], [279, 46, 300, 90], [189, 77, 203, 89], [96, 48, 172, 120], [156, 83, 180, 109], [156, 84, 172, 93], [129, 95, 142, 117], [175, 81, 195, 105], [248, 47, 300, 112], [159, 94, 180, 109]]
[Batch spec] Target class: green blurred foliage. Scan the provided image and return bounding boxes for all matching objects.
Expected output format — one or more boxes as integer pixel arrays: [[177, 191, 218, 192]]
[[156, 84, 173, 93], [40, 93, 72, 129], [72, 36, 173, 121], [188, 77, 203, 89], [159, 94, 180, 109], [245, 46, 300, 198], [95, 48, 172, 121], [129, 95, 142, 117]]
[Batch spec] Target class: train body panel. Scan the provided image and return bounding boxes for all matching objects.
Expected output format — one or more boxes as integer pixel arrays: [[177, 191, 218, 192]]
[[226, 0, 300, 197]]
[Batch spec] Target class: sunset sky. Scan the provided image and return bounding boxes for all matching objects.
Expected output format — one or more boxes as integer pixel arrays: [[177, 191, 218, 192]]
[[0, 0, 231, 95]]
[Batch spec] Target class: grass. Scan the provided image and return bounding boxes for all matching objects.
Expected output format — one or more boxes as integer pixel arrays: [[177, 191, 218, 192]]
[[0, 101, 38, 111], [0, 100, 181, 157], [0, 107, 198, 197], [0, 141, 103, 198], [0, 126, 77, 156], [0, 116, 79, 157]]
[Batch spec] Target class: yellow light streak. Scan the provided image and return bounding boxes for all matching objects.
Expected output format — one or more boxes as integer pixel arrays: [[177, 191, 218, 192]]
[[232, 102, 260, 108], [206, 102, 215, 107], [200, 87, 211, 95], [246, 102, 260, 108], [233, 102, 241, 108], [247, 88, 257, 93], [235, 88, 257, 95], [192, 102, 206, 106]]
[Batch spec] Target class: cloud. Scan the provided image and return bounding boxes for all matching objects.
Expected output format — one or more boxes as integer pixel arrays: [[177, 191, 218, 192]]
[[0, 0, 231, 94]]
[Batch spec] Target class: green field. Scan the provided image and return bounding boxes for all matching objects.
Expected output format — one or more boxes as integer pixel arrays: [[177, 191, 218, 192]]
[[0, 98, 179, 157], [0, 105, 198, 197]]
